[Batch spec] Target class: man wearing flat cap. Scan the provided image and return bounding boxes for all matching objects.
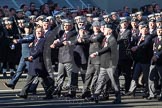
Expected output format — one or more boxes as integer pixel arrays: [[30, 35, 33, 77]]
[[73, 26, 89, 93], [148, 19, 157, 38], [90, 24, 121, 104], [126, 24, 153, 98], [75, 18, 86, 32], [50, 19, 78, 98], [81, 21, 104, 99], [111, 12, 119, 29], [116, 18, 133, 94]]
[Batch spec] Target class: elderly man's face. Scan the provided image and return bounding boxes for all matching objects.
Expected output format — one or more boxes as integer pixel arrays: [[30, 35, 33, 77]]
[[42, 22, 49, 30], [93, 26, 100, 33], [104, 28, 112, 35], [63, 23, 72, 31], [157, 29, 162, 36], [78, 22, 84, 28], [120, 22, 128, 29]]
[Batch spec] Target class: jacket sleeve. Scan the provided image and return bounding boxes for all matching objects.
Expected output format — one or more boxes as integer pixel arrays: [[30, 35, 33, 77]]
[[98, 36, 116, 56], [17, 35, 35, 44], [89, 34, 104, 43], [137, 36, 152, 48]]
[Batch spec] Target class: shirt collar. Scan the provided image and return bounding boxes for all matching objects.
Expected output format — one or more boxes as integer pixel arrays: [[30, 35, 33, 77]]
[[65, 31, 69, 33], [106, 35, 111, 39]]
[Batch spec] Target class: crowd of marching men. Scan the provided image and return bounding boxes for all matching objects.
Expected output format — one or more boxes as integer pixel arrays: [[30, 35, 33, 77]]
[[0, 1, 162, 104]]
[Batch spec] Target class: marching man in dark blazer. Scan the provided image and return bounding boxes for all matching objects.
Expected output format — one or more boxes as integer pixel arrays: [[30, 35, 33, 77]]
[[90, 24, 121, 104], [50, 19, 78, 98], [16, 26, 54, 99], [126, 24, 153, 98], [116, 19, 133, 93], [147, 26, 162, 100]]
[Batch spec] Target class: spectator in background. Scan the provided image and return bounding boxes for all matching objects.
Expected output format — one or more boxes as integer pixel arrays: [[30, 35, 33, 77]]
[[9, 8, 16, 18], [123, 6, 130, 17], [40, 3, 51, 16], [3, 5, 10, 17], [47, 0, 55, 15], [33, 9, 39, 17], [52, 3, 60, 16], [20, 4, 31, 17], [153, 3, 161, 13], [29, 2, 36, 15], [143, 4, 154, 15], [0, 9, 5, 19]]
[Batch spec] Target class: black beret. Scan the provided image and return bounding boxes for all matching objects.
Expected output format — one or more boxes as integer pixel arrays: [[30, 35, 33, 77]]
[[131, 18, 138, 22], [149, 19, 156, 22], [120, 19, 128, 24], [104, 24, 113, 29], [138, 21, 146, 26], [141, 24, 148, 29]]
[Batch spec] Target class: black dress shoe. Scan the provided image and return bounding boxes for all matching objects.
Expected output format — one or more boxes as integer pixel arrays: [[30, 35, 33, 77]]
[[63, 93, 76, 98], [28, 90, 37, 95], [3, 82, 15, 89], [3, 73, 7, 78], [16, 94, 27, 99], [142, 93, 149, 99], [63, 86, 70, 90], [125, 91, 134, 96], [158, 97, 162, 101], [112, 99, 121, 104], [102, 93, 109, 100], [81, 91, 91, 99], [52, 89, 61, 97], [146, 96, 156, 100], [87, 94, 99, 103], [10, 72, 15, 77], [43, 95, 53, 100]]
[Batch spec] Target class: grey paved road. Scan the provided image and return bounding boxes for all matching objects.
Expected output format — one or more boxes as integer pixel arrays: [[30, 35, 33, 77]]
[[0, 73, 162, 108]]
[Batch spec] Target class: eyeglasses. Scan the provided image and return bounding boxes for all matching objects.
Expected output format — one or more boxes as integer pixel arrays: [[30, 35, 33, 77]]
[[79, 24, 84, 26]]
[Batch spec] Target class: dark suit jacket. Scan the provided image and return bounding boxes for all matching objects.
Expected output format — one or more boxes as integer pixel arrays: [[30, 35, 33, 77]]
[[98, 35, 119, 68], [56, 29, 77, 63], [28, 37, 49, 77], [149, 29, 157, 39], [135, 35, 153, 64], [73, 34, 90, 66], [153, 36, 162, 66], [117, 29, 132, 61]]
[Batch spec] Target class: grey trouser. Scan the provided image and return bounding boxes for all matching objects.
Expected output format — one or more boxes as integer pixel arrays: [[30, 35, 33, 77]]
[[56, 62, 77, 90], [83, 63, 100, 93], [148, 65, 162, 97], [95, 67, 120, 94]]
